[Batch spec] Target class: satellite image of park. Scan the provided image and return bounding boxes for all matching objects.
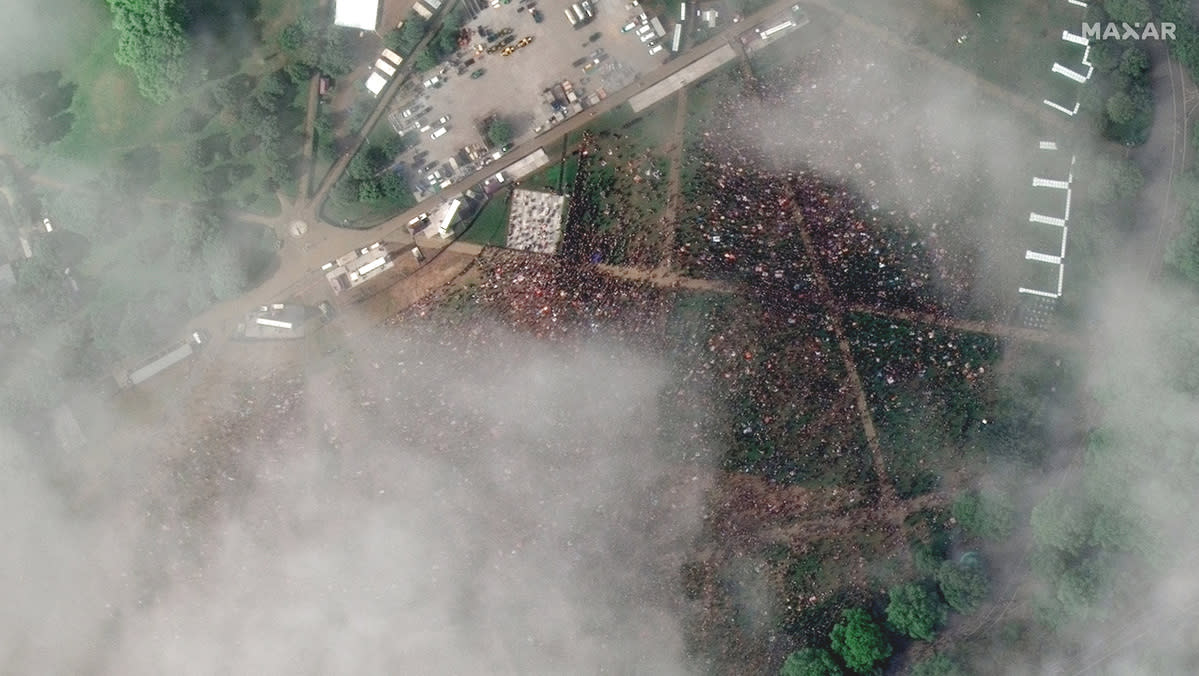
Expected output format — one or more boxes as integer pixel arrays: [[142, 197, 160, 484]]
[[2, 0, 1199, 673]]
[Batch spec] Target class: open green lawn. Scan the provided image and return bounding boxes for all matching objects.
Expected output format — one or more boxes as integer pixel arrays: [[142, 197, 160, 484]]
[[458, 192, 511, 246], [32, 0, 303, 215], [840, 0, 1085, 97]]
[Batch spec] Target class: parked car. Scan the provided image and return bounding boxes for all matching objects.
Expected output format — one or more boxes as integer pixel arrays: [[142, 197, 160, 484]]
[[437, 115, 450, 124], [532, 9, 544, 22], [430, 127, 448, 139], [471, 68, 485, 78]]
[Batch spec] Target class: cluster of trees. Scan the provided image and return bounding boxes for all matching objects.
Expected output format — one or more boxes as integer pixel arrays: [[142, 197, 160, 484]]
[[780, 591, 972, 675], [105, 0, 190, 102], [1160, 0, 1199, 84], [277, 14, 356, 83], [951, 490, 1015, 541], [486, 118, 513, 148], [1166, 155, 1199, 285], [0, 71, 76, 153], [1083, 3, 1153, 144], [1158, 1, 1199, 285], [0, 161, 278, 422], [331, 138, 414, 210], [204, 70, 305, 197], [385, 14, 429, 57], [779, 553, 987, 675], [1027, 443, 1147, 626], [413, 10, 466, 72]]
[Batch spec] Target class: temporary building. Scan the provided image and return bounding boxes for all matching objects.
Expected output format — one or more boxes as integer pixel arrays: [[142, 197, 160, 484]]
[[365, 71, 388, 96], [333, 0, 380, 31]]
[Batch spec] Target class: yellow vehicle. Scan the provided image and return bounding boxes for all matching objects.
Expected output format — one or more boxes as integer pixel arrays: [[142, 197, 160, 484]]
[[502, 46, 515, 56], [517, 36, 533, 47]]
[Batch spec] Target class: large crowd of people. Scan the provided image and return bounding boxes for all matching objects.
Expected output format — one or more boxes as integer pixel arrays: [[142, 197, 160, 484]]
[[676, 40, 1026, 323]]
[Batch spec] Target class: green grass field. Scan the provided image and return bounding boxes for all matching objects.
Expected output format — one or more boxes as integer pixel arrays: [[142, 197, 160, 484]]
[[458, 192, 511, 246], [840, 0, 1085, 97], [30, 0, 304, 216]]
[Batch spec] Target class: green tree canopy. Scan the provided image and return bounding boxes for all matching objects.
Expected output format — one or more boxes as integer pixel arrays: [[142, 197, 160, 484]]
[[1118, 46, 1150, 78], [106, 0, 190, 103], [1030, 487, 1093, 555], [780, 647, 843, 676], [910, 653, 971, 676], [487, 118, 513, 147], [1106, 91, 1137, 125], [885, 583, 947, 641], [1089, 42, 1122, 73], [829, 608, 892, 674], [937, 558, 990, 614], [1084, 157, 1144, 205], [386, 15, 428, 55], [1103, 0, 1152, 24], [952, 490, 1015, 541], [414, 48, 439, 72]]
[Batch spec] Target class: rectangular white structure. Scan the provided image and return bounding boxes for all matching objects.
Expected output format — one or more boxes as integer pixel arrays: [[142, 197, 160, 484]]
[[1043, 99, 1079, 116], [375, 59, 397, 76], [437, 198, 463, 237], [759, 20, 795, 40], [380, 48, 403, 65], [334, 0, 380, 31], [1026, 250, 1062, 265], [365, 71, 388, 96], [629, 44, 737, 111], [1039, 141, 1058, 150], [128, 342, 194, 385], [1051, 62, 1088, 83], [1032, 177, 1070, 190], [1061, 30, 1089, 46], [1029, 213, 1066, 227], [672, 23, 682, 51]]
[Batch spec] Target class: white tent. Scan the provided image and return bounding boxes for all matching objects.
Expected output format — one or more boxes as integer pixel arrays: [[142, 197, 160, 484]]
[[365, 71, 388, 96], [334, 0, 379, 31]]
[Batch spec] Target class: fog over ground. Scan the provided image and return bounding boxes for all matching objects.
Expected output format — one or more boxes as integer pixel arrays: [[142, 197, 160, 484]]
[[706, 18, 1199, 675], [3, 330, 714, 674], [720, 33, 1049, 308]]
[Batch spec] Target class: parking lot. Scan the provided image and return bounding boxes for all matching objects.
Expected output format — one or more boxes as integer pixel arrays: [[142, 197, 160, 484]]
[[387, 0, 671, 196]]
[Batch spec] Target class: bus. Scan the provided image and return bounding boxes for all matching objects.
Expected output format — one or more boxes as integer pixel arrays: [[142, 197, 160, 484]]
[[124, 331, 206, 386], [564, 7, 578, 25]]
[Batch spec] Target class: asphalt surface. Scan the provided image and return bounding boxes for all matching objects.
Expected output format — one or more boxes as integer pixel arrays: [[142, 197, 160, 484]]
[[186, 0, 809, 349]]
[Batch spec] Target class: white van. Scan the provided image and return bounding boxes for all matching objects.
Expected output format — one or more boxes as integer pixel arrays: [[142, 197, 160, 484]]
[[648, 43, 664, 54], [430, 127, 448, 139]]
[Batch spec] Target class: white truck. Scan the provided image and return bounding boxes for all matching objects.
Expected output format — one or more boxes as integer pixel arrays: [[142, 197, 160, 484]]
[[123, 330, 207, 387]]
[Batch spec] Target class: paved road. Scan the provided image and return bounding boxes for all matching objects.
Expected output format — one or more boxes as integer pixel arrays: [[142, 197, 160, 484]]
[[189, 0, 1088, 349], [185, 0, 812, 344]]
